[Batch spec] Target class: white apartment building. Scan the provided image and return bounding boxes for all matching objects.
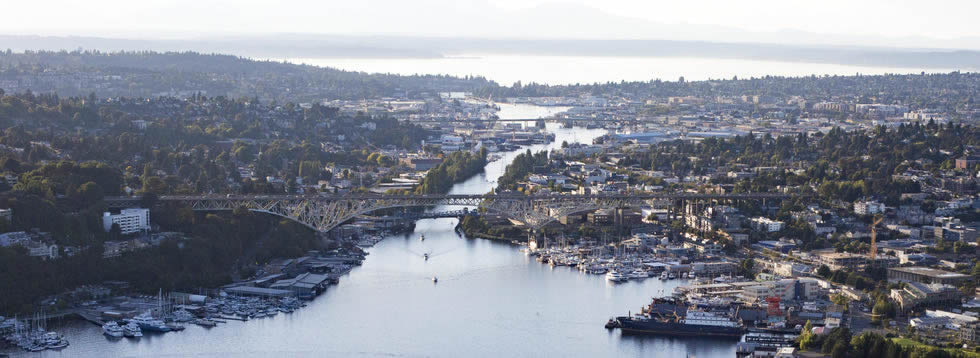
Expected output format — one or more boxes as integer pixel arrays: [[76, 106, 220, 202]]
[[103, 208, 150, 235], [853, 200, 885, 216], [750, 217, 785, 232]]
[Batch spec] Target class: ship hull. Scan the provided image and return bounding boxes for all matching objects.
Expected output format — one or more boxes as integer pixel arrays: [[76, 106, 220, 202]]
[[617, 318, 744, 339]]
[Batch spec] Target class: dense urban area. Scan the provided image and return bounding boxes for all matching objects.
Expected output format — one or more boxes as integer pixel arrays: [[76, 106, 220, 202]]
[[0, 51, 978, 358]]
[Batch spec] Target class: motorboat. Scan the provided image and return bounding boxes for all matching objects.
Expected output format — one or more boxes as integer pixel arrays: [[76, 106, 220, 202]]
[[123, 322, 142, 338], [630, 269, 648, 280], [192, 318, 217, 327], [660, 271, 668, 280], [605, 270, 627, 282], [432, 276, 438, 283], [43, 332, 68, 349], [103, 321, 125, 338], [423, 253, 429, 261], [668, 272, 676, 279], [419, 234, 425, 242]]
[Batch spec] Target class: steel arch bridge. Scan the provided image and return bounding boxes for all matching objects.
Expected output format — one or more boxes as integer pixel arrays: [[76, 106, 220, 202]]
[[104, 193, 795, 233]]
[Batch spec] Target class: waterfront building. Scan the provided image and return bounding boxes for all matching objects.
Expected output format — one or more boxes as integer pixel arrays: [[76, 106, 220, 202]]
[[103, 208, 150, 235]]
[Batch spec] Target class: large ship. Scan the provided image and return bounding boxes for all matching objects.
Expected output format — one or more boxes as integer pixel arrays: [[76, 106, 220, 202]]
[[607, 298, 744, 339]]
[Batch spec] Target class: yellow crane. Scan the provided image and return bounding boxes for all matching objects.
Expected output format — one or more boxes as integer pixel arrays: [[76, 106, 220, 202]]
[[869, 216, 883, 262]]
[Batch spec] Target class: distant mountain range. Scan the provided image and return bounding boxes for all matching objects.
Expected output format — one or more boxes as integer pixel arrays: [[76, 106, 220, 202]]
[[2, 34, 979, 71]]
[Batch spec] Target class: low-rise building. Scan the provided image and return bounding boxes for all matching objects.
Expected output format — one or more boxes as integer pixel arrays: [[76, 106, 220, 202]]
[[890, 282, 962, 312], [853, 200, 885, 216], [887, 266, 972, 286], [816, 251, 867, 270], [750, 217, 784, 232]]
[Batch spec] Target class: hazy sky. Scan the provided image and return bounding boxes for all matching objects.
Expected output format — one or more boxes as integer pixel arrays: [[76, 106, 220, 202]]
[[4, 0, 980, 48]]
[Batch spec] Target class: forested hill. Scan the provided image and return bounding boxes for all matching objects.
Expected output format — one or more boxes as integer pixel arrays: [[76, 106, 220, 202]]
[[0, 50, 500, 101]]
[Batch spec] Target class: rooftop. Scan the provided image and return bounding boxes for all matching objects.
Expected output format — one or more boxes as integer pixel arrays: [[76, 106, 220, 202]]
[[889, 266, 971, 279]]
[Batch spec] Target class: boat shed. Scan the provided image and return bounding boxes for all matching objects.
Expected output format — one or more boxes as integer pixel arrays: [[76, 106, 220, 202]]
[[223, 286, 295, 298]]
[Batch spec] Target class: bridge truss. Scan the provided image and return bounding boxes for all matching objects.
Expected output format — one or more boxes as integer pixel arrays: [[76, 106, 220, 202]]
[[104, 193, 794, 233]]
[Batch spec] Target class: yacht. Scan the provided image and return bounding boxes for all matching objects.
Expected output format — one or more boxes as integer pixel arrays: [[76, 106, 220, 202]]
[[605, 270, 627, 282], [129, 312, 170, 332], [102, 321, 124, 338], [123, 322, 142, 338], [629, 269, 648, 280], [43, 332, 68, 349]]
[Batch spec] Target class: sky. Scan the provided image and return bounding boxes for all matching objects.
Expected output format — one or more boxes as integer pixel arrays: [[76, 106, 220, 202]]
[[3, 0, 980, 49]]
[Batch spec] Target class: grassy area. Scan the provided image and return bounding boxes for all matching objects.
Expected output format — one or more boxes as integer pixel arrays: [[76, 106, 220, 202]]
[[890, 337, 980, 358]]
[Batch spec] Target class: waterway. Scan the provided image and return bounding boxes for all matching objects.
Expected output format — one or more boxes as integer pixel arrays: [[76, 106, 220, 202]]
[[18, 104, 736, 357]]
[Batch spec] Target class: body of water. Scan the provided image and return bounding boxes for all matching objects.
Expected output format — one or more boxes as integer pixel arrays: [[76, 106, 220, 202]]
[[16, 104, 735, 357], [284, 54, 953, 85]]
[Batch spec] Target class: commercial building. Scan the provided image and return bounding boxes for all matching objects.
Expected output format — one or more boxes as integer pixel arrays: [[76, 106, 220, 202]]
[[816, 251, 867, 270], [890, 282, 962, 313], [955, 155, 980, 170], [102, 208, 150, 235], [887, 267, 972, 286]]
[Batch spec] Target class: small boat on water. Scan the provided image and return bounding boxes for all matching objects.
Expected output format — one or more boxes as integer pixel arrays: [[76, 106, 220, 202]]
[[423, 253, 429, 261], [419, 234, 425, 242], [432, 276, 438, 283], [668, 272, 676, 280], [660, 271, 668, 280]]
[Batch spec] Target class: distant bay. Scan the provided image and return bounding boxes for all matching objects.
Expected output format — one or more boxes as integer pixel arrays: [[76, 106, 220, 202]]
[[281, 54, 959, 86]]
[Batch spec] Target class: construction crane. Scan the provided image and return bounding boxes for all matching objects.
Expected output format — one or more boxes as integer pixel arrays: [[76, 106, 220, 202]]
[[869, 215, 883, 262]]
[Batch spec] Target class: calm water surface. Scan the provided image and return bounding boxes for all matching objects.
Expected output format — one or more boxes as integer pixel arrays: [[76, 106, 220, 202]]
[[19, 104, 736, 357]]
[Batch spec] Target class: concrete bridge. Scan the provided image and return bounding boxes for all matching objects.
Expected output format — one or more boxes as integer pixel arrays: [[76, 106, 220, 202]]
[[104, 192, 795, 233]]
